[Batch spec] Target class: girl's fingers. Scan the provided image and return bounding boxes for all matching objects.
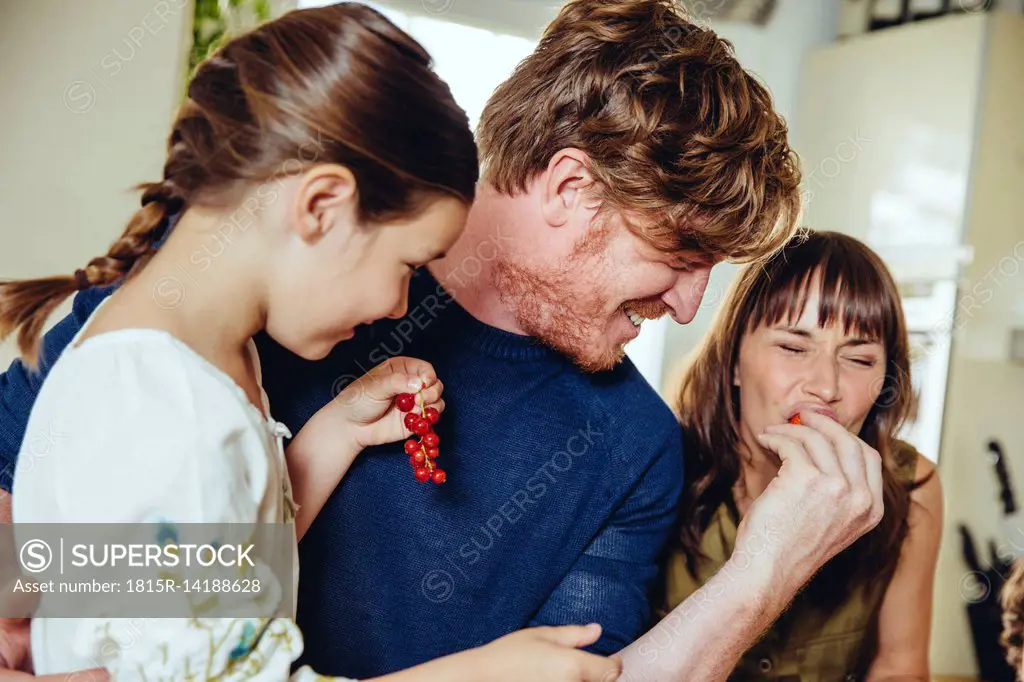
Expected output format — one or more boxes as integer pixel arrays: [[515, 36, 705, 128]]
[[531, 624, 602, 648], [577, 651, 622, 682], [386, 357, 437, 391], [416, 380, 444, 406], [37, 670, 110, 682]]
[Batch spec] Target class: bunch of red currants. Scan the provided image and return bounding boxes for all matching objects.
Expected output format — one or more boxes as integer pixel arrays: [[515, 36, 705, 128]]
[[396, 392, 446, 484]]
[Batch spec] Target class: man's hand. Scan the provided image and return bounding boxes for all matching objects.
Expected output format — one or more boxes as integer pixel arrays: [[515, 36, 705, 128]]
[[618, 410, 884, 682], [0, 618, 30, 672], [743, 409, 884, 593], [0, 495, 108, 681], [0, 617, 106, 680]]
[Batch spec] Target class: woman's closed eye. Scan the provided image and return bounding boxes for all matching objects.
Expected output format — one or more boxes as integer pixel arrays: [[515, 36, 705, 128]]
[[778, 343, 806, 355]]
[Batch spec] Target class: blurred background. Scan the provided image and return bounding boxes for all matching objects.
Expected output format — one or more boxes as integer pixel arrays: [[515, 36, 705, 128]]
[[2, 0, 1024, 679]]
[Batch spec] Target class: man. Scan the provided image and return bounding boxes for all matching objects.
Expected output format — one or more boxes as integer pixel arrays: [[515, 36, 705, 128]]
[[0, 1, 881, 680]]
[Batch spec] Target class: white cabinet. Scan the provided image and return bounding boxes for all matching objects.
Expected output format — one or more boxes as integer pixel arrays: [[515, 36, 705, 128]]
[[796, 12, 986, 281]]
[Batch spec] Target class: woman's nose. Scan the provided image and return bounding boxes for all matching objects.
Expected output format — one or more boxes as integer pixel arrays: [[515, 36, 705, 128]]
[[803, 354, 840, 402]]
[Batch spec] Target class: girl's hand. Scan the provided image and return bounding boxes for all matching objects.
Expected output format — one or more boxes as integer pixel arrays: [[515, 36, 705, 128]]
[[286, 357, 445, 540], [333, 356, 445, 450], [470, 625, 621, 682]]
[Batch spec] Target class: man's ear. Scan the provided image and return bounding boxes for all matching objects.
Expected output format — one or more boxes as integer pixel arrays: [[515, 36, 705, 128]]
[[540, 148, 600, 228], [292, 164, 358, 244]]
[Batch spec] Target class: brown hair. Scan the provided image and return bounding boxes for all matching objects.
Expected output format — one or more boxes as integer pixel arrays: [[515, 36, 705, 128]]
[[675, 229, 920, 606], [476, 0, 801, 263], [1002, 560, 1024, 676], [0, 3, 478, 364]]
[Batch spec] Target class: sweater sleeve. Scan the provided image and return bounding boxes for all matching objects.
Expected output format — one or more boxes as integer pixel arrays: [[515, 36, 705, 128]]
[[527, 425, 684, 654]]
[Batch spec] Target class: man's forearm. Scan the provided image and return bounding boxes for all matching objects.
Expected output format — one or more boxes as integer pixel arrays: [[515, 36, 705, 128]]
[[617, 552, 794, 682]]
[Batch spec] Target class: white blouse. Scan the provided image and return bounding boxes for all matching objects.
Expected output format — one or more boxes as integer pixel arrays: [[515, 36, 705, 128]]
[[12, 310, 354, 681]]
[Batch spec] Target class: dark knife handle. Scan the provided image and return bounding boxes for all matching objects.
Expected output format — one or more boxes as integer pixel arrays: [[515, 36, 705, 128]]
[[989, 440, 1017, 516], [960, 524, 982, 573]]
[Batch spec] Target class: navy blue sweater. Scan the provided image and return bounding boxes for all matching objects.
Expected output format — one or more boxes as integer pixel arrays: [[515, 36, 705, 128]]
[[0, 268, 683, 679]]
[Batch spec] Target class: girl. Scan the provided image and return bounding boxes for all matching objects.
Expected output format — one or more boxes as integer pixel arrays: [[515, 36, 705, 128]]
[[660, 230, 943, 681], [0, 4, 620, 681]]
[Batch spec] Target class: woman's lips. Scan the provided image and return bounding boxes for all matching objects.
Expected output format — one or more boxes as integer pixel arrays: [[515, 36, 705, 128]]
[[786, 406, 839, 423]]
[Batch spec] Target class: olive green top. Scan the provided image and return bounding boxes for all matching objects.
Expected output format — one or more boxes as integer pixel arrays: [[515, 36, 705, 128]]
[[659, 440, 920, 682]]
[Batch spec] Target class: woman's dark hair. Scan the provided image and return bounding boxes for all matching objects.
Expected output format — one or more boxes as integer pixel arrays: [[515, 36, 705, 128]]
[[0, 2, 478, 364], [675, 228, 922, 606]]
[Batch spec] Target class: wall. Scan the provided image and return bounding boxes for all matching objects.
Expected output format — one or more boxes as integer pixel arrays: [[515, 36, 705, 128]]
[[0, 0, 193, 367], [929, 13, 1024, 676], [373, 0, 562, 39]]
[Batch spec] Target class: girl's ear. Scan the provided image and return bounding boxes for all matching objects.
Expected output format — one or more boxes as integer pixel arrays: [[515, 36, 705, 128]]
[[293, 164, 358, 244]]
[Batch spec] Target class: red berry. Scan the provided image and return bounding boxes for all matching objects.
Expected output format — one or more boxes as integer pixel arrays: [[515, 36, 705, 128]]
[[431, 469, 447, 484], [414, 467, 430, 483], [411, 418, 432, 436], [396, 393, 415, 412], [788, 414, 802, 426], [409, 455, 418, 467], [411, 450, 426, 465], [424, 407, 440, 424], [422, 432, 439, 448], [404, 439, 420, 455], [425, 446, 439, 459], [404, 412, 420, 430]]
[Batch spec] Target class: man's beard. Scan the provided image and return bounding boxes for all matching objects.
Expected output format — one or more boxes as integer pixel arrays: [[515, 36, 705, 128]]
[[493, 258, 625, 373], [491, 227, 632, 373]]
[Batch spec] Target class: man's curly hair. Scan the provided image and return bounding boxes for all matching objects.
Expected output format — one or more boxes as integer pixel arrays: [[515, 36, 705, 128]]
[[1001, 560, 1024, 675], [476, 0, 803, 263]]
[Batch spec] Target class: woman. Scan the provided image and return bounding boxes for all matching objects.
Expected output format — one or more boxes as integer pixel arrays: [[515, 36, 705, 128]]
[[0, 4, 619, 681], [660, 229, 943, 681]]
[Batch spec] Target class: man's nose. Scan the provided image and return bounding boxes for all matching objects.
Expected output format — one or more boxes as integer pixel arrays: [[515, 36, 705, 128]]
[[661, 267, 712, 325]]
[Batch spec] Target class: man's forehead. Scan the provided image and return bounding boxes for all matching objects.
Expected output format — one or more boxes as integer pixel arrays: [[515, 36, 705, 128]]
[[628, 213, 720, 267], [632, 233, 718, 268], [673, 248, 718, 265], [659, 247, 720, 269]]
